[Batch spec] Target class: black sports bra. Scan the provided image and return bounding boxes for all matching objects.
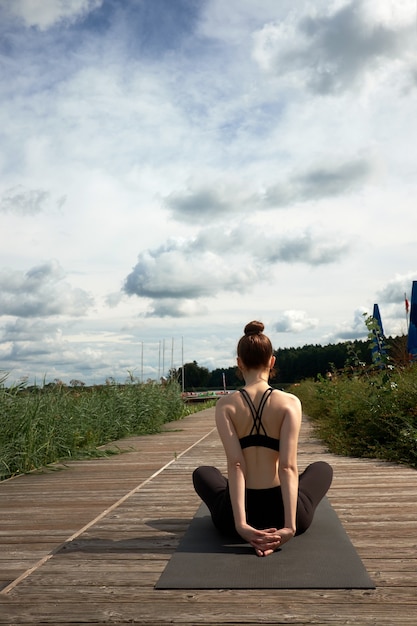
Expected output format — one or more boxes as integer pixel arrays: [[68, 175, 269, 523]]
[[238, 387, 280, 452]]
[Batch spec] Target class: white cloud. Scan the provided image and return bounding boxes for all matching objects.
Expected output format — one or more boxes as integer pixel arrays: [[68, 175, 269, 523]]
[[123, 240, 259, 302], [5, 0, 103, 30], [328, 307, 370, 342], [145, 298, 208, 319], [122, 224, 350, 318], [274, 310, 319, 333], [0, 0, 416, 384], [377, 272, 417, 304], [0, 186, 49, 215], [252, 0, 416, 94], [359, 0, 416, 29], [165, 181, 259, 222], [258, 230, 350, 266], [164, 156, 374, 221], [0, 261, 93, 318]]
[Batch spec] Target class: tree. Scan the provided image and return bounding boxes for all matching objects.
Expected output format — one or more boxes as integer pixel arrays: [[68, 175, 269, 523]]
[[208, 367, 241, 389], [179, 361, 210, 390]]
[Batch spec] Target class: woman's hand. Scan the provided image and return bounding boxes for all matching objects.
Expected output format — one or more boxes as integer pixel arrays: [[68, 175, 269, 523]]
[[275, 527, 295, 548], [236, 523, 289, 557]]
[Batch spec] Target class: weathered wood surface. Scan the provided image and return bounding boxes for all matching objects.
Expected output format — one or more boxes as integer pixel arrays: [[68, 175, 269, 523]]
[[1, 407, 417, 625]]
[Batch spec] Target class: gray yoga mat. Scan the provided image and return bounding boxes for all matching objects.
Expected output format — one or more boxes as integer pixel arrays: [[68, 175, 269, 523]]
[[155, 497, 374, 589]]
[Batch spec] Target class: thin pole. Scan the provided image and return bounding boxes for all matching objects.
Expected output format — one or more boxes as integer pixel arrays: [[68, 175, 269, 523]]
[[181, 336, 185, 393]]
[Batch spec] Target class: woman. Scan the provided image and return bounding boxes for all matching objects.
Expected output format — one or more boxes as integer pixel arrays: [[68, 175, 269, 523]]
[[193, 321, 333, 557]]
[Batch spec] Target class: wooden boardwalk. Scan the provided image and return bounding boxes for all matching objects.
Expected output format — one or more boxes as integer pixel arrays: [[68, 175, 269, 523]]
[[1, 407, 417, 625]]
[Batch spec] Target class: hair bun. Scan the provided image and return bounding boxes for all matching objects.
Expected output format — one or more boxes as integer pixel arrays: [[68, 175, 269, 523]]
[[244, 320, 264, 336]]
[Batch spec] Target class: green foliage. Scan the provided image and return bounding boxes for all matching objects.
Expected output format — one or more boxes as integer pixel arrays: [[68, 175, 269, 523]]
[[290, 314, 417, 468], [208, 366, 241, 389], [206, 344, 371, 388], [292, 365, 417, 469], [172, 331, 408, 392], [0, 378, 189, 481], [274, 340, 372, 383], [171, 360, 211, 390], [171, 334, 402, 392]]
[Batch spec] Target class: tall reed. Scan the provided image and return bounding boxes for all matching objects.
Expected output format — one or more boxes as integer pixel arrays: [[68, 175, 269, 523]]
[[0, 377, 196, 480]]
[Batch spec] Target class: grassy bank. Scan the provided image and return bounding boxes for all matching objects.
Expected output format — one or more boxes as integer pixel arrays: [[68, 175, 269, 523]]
[[0, 376, 209, 481], [292, 364, 417, 469]]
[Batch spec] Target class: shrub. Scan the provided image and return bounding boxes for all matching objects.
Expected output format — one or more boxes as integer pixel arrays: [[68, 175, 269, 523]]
[[292, 365, 417, 468]]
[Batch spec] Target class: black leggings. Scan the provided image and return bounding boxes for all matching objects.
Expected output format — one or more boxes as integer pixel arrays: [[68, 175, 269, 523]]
[[192, 461, 333, 538]]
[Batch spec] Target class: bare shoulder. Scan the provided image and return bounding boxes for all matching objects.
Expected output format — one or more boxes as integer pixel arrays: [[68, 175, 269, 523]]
[[271, 389, 302, 414], [273, 389, 301, 407], [215, 391, 239, 417], [217, 391, 239, 407], [215, 393, 241, 436]]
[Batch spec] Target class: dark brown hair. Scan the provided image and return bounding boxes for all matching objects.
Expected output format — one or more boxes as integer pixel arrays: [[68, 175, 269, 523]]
[[237, 321, 274, 370]]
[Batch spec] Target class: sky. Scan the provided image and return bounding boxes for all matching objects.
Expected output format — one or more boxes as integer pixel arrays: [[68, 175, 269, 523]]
[[0, 0, 416, 386]]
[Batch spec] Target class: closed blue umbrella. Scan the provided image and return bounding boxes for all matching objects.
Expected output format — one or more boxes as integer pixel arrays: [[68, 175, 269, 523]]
[[372, 303, 384, 336], [407, 281, 417, 359], [371, 303, 386, 365]]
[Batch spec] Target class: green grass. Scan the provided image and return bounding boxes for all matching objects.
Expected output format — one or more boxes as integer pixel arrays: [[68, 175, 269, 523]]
[[0, 375, 212, 481], [291, 364, 417, 468]]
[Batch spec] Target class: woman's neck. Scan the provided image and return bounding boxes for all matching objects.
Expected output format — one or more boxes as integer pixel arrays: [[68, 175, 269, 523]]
[[242, 369, 270, 387]]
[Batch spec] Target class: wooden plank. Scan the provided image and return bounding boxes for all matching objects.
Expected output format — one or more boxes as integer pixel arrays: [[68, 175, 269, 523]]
[[2, 600, 417, 625], [0, 409, 417, 625]]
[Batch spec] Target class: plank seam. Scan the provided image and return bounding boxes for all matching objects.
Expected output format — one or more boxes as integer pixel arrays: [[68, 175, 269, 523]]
[[0, 426, 216, 595]]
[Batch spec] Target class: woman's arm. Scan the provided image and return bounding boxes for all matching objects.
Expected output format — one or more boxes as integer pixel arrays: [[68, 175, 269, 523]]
[[278, 394, 302, 540], [215, 397, 247, 530]]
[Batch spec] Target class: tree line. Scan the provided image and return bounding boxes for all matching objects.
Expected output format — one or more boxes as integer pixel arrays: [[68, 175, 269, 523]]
[[173, 335, 408, 391]]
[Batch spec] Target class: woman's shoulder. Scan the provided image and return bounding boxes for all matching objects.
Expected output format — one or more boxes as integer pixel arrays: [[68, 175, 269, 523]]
[[216, 390, 240, 409], [270, 388, 302, 410], [215, 391, 240, 425]]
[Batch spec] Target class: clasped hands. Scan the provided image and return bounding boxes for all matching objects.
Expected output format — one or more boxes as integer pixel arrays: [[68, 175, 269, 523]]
[[236, 523, 295, 557]]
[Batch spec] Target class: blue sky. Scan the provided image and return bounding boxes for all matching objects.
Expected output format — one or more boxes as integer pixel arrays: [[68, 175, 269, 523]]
[[0, 0, 416, 385]]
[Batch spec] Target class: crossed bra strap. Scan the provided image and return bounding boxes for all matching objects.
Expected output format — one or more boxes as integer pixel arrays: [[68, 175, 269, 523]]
[[238, 387, 280, 451]]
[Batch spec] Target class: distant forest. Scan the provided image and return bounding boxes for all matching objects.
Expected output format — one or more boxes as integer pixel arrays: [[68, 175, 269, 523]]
[[176, 335, 408, 390]]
